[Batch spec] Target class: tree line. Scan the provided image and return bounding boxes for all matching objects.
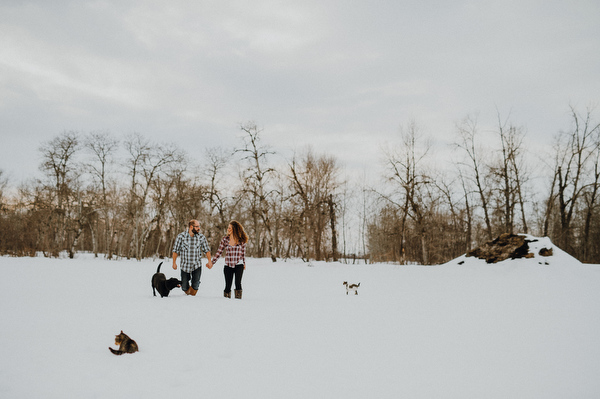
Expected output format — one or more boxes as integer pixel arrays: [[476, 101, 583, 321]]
[[0, 122, 344, 262], [1, 106, 599, 264], [369, 106, 600, 264]]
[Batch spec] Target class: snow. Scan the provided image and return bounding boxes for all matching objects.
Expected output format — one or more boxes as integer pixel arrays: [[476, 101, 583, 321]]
[[1, 238, 600, 398]]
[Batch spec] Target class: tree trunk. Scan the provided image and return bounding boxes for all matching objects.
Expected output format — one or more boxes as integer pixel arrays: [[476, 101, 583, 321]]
[[328, 194, 338, 262]]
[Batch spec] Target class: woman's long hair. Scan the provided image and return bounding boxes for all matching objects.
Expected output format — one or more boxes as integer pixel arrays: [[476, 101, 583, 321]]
[[230, 220, 249, 244]]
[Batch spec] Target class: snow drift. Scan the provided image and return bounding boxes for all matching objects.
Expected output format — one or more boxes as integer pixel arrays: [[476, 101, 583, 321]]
[[1, 244, 599, 398]]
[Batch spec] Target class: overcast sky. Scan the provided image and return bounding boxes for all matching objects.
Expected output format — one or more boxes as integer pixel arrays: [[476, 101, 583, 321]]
[[1, 0, 599, 186]]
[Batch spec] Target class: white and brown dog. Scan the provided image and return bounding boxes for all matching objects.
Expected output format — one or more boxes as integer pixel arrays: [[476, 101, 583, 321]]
[[343, 281, 360, 295]]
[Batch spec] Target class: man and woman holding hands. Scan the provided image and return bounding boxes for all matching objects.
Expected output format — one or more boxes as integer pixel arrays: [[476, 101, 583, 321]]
[[172, 219, 248, 299]]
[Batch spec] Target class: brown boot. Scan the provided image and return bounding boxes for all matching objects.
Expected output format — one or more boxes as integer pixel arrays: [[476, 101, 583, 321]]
[[224, 291, 231, 298], [189, 287, 198, 296], [184, 287, 192, 295], [234, 289, 242, 299]]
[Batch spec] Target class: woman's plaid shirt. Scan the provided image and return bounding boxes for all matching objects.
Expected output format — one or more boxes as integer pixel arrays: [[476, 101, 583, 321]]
[[211, 236, 246, 268], [172, 231, 211, 273]]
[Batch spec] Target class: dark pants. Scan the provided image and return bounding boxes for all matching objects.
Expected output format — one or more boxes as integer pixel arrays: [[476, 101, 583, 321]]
[[224, 265, 244, 293], [181, 266, 202, 291]]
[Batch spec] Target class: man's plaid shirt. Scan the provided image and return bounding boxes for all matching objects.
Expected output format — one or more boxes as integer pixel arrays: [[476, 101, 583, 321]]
[[173, 231, 211, 273], [211, 236, 246, 268]]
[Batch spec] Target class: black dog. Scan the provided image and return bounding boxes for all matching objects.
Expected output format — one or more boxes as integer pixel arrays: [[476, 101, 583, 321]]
[[152, 262, 181, 297]]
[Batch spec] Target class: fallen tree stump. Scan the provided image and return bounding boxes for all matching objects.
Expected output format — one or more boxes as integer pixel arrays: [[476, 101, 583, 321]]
[[466, 233, 536, 264]]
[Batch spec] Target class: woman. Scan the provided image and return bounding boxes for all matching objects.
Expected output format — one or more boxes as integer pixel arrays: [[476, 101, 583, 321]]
[[211, 221, 249, 299]]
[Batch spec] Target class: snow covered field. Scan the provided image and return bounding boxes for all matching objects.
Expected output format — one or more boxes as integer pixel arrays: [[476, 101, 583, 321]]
[[1, 240, 600, 398]]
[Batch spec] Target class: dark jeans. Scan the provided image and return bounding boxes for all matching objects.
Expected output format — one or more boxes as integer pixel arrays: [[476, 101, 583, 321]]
[[181, 266, 202, 291], [224, 265, 244, 292]]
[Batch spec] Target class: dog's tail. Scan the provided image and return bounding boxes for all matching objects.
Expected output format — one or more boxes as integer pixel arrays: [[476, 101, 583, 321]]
[[156, 261, 163, 273]]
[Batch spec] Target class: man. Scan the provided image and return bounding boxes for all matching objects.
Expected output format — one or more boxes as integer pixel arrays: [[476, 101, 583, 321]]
[[172, 219, 213, 296]]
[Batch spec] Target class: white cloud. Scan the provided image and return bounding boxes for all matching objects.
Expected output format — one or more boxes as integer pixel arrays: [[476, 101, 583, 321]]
[[0, 0, 599, 183]]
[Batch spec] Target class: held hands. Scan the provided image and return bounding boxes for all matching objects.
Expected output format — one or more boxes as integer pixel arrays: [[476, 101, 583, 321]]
[[207, 261, 214, 269], [172, 262, 177, 270]]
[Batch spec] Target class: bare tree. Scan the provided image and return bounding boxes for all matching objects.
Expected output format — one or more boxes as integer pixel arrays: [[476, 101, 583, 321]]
[[236, 122, 277, 261], [204, 147, 230, 232], [327, 193, 338, 261], [288, 148, 340, 261], [84, 131, 119, 257], [167, 173, 209, 254], [39, 131, 81, 255], [542, 145, 559, 238], [491, 112, 529, 234], [454, 115, 493, 240], [458, 167, 474, 252], [123, 133, 185, 260], [147, 160, 190, 258], [435, 171, 471, 255], [380, 120, 433, 263], [581, 141, 600, 261], [552, 105, 600, 252]]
